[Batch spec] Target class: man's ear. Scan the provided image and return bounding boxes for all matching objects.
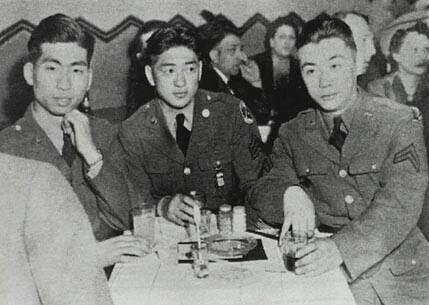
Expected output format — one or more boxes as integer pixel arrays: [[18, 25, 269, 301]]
[[269, 37, 275, 49], [145, 65, 155, 86], [23, 62, 34, 86], [391, 52, 400, 64], [209, 48, 219, 65], [198, 60, 203, 81]]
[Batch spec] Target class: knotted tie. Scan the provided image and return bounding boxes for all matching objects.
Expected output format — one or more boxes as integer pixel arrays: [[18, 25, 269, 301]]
[[176, 113, 191, 155], [328, 116, 347, 152], [62, 132, 76, 167]]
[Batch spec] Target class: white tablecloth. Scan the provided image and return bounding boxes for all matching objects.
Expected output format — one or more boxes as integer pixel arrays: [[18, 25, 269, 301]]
[[109, 219, 357, 305]]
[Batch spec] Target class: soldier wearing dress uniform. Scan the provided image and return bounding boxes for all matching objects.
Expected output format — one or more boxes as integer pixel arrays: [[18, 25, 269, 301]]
[[111, 25, 270, 227], [250, 15, 429, 305]]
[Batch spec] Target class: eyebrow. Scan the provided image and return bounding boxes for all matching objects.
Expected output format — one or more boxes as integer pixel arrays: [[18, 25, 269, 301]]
[[301, 62, 315, 69], [40, 57, 88, 66]]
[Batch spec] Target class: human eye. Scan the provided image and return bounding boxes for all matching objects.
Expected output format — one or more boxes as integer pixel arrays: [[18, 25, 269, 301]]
[[303, 68, 315, 76], [44, 64, 57, 71], [72, 67, 85, 74], [330, 62, 342, 70], [161, 66, 176, 75], [186, 64, 197, 73]]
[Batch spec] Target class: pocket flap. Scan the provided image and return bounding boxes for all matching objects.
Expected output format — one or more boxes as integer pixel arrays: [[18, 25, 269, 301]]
[[296, 161, 329, 177], [348, 157, 382, 175], [198, 155, 233, 171]]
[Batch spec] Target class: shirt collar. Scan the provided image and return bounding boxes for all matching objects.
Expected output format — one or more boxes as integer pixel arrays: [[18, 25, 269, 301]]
[[159, 100, 194, 139]]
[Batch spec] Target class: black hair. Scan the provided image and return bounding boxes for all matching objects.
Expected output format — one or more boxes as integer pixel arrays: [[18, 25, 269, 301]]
[[264, 12, 303, 50], [128, 20, 168, 64], [197, 11, 239, 60], [28, 13, 95, 65], [145, 24, 200, 66], [297, 14, 356, 53]]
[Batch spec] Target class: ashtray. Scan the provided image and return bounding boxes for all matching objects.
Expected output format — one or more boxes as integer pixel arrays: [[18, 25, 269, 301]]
[[204, 234, 258, 258]]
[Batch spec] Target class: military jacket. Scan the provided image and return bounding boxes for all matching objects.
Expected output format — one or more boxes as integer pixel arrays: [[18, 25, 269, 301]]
[[0, 107, 131, 241], [112, 89, 270, 215], [250, 90, 429, 305]]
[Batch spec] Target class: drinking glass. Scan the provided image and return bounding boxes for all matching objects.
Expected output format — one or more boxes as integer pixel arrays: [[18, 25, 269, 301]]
[[132, 204, 155, 248], [280, 231, 308, 272]]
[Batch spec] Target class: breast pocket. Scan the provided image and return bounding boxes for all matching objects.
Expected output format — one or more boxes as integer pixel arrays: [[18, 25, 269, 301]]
[[295, 160, 329, 187], [197, 155, 235, 196]]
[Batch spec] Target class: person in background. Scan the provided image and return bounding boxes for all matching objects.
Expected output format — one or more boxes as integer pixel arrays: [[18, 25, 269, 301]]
[[0, 14, 150, 272], [334, 11, 377, 82], [126, 20, 167, 117], [0, 153, 113, 305], [197, 11, 271, 143], [250, 15, 429, 305], [252, 13, 309, 123], [368, 21, 429, 240], [251, 13, 311, 151], [111, 25, 271, 228], [368, 21, 428, 108]]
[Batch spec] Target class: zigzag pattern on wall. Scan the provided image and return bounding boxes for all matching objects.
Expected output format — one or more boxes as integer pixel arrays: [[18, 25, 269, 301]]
[[0, 13, 270, 45]]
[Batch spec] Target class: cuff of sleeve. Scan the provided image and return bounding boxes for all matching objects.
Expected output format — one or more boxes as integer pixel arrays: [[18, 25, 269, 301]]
[[86, 160, 103, 179], [157, 196, 172, 218]]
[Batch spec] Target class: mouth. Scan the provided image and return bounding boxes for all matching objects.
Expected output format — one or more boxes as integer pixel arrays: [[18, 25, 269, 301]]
[[173, 92, 188, 99], [53, 97, 73, 106], [320, 93, 337, 101]]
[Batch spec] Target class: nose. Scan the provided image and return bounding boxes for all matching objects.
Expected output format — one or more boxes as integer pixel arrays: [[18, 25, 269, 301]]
[[319, 70, 332, 88], [174, 70, 186, 87], [238, 50, 248, 63], [367, 40, 376, 60], [57, 70, 72, 91]]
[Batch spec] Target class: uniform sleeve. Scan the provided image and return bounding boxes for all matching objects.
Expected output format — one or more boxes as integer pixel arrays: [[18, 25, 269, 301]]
[[248, 125, 301, 225], [332, 116, 428, 281], [109, 125, 158, 207], [26, 164, 113, 305], [83, 121, 131, 231]]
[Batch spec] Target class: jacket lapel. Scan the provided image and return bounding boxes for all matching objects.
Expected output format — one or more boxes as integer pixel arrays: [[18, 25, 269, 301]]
[[143, 100, 184, 164], [341, 92, 379, 162], [20, 108, 73, 180], [300, 108, 338, 163]]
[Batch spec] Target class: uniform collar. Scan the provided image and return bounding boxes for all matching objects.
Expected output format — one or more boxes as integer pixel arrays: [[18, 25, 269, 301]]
[[159, 99, 194, 139], [213, 66, 230, 85]]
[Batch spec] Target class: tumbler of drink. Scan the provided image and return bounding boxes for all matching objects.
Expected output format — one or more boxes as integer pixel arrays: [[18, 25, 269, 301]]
[[200, 209, 212, 237], [132, 204, 155, 248], [280, 231, 308, 272], [191, 241, 209, 278]]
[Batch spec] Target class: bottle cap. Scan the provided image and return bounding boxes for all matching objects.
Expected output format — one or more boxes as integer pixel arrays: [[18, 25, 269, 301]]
[[219, 204, 232, 212]]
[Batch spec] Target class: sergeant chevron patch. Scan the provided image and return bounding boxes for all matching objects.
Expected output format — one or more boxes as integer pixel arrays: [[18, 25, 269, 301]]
[[393, 143, 420, 172]]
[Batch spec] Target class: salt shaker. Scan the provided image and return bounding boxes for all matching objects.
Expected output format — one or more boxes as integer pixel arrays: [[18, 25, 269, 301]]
[[232, 205, 246, 234]]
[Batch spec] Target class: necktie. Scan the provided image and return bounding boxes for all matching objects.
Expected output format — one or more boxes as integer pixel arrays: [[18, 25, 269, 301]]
[[328, 116, 347, 152], [62, 132, 76, 167], [176, 113, 191, 155]]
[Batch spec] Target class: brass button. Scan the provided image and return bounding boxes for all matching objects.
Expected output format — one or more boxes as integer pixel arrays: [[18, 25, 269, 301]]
[[183, 167, 191, 175], [305, 168, 310, 174], [339, 169, 347, 178], [411, 259, 417, 265], [371, 164, 377, 170], [15, 125, 21, 131], [345, 195, 354, 204]]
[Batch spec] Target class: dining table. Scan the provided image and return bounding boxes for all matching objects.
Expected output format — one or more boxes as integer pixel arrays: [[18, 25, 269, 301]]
[[109, 218, 357, 305]]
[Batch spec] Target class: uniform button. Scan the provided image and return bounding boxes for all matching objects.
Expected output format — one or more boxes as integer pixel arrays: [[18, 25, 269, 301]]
[[345, 195, 354, 204], [183, 167, 191, 175], [339, 169, 347, 178], [371, 164, 377, 170], [15, 125, 21, 131], [150, 117, 157, 124], [207, 94, 212, 101], [305, 168, 310, 174], [411, 259, 417, 265]]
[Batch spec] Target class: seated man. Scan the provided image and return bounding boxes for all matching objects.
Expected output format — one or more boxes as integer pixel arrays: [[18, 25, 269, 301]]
[[250, 15, 429, 305], [111, 25, 271, 227], [0, 153, 113, 305], [197, 13, 271, 132], [0, 14, 149, 269]]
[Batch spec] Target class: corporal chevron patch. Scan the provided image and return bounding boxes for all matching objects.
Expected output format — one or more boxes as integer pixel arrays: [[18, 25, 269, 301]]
[[393, 143, 420, 172]]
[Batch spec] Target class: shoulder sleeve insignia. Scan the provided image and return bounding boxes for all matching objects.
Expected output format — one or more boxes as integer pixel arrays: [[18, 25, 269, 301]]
[[239, 100, 254, 124], [393, 143, 420, 172]]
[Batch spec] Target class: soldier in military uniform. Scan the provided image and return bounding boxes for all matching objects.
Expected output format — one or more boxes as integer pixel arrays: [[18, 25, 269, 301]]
[[0, 14, 150, 270], [250, 16, 429, 305], [111, 25, 270, 227]]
